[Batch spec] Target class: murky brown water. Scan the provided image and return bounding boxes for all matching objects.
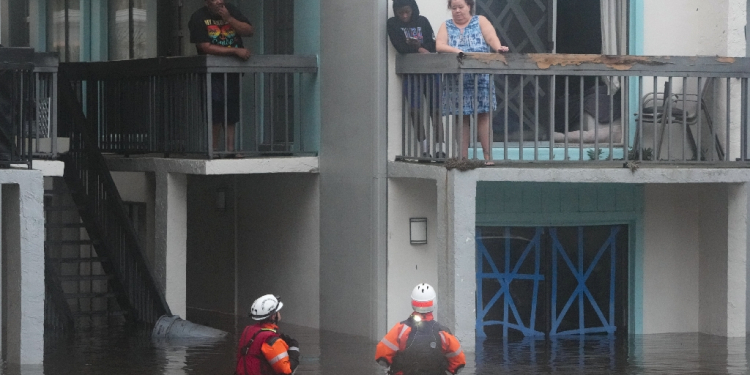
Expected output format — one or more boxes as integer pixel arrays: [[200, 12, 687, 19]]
[[2, 323, 748, 374]]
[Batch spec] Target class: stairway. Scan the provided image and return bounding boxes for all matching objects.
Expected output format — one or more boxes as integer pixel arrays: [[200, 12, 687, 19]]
[[44, 177, 129, 329]]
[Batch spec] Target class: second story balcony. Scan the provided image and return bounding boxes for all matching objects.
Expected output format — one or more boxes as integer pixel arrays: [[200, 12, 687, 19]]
[[0, 48, 60, 169], [59, 54, 319, 160], [396, 53, 750, 166]]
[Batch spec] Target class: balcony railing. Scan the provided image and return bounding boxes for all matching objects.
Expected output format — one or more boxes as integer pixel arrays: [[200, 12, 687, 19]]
[[0, 49, 59, 168], [60, 55, 318, 159], [0, 48, 35, 168], [396, 53, 750, 165], [33, 52, 60, 158]]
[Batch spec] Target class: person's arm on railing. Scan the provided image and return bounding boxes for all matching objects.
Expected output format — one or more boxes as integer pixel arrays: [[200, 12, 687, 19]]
[[196, 43, 251, 60], [478, 16, 509, 53], [436, 22, 462, 53]]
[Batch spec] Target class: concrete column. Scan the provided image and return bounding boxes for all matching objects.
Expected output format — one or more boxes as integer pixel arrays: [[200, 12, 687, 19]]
[[443, 170, 478, 348], [727, 183, 748, 336], [0, 171, 44, 365], [155, 172, 188, 318]]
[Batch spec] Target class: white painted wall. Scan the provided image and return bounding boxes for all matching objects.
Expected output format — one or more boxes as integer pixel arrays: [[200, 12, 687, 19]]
[[0, 170, 44, 365], [642, 184, 701, 334], [386, 178, 439, 328], [643, 0, 731, 56], [642, 183, 745, 336]]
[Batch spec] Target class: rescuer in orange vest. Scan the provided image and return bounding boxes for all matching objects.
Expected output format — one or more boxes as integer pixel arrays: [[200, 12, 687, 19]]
[[235, 294, 300, 375], [375, 283, 466, 375]]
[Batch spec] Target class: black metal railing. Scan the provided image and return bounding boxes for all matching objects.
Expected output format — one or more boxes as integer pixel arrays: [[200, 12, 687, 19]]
[[60, 55, 318, 159], [396, 53, 750, 164], [0, 48, 35, 168], [58, 70, 171, 324], [44, 250, 75, 332]]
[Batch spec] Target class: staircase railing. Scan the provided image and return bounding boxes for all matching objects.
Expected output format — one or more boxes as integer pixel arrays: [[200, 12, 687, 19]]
[[44, 249, 75, 332], [58, 70, 171, 324]]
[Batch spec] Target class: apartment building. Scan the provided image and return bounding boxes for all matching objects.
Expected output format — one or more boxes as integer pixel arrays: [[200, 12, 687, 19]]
[[0, 0, 749, 366]]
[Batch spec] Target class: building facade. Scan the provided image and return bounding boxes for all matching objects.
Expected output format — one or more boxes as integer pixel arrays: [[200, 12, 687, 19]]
[[0, 0, 749, 365]]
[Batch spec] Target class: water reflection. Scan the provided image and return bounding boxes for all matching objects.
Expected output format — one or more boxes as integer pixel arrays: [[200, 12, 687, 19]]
[[1, 325, 748, 374]]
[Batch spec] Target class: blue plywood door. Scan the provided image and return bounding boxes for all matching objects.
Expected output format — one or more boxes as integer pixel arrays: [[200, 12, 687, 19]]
[[477, 225, 627, 338]]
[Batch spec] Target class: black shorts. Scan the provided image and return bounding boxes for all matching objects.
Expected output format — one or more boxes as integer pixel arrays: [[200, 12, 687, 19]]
[[211, 73, 240, 124]]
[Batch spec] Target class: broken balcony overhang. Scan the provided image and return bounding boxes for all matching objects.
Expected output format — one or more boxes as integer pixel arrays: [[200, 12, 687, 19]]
[[396, 53, 750, 78]]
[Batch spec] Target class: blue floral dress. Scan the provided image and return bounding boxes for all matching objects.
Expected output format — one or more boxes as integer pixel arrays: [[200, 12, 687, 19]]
[[443, 15, 497, 115]]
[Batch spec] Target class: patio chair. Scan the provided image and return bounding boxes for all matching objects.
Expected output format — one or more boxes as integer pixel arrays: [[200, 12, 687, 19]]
[[635, 78, 724, 161]]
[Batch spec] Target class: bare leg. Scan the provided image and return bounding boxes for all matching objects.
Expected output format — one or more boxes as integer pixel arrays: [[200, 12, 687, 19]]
[[461, 113, 493, 163], [227, 124, 235, 152], [213, 123, 236, 153]]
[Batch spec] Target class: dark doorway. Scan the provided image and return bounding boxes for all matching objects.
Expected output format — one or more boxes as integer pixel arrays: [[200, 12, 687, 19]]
[[556, 0, 602, 55], [476, 225, 628, 340], [8, 0, 30, 47], [262, 0, 295, 150]]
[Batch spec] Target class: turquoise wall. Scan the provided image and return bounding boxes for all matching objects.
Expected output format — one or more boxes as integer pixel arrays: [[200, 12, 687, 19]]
[[476, 182, 644, 334]]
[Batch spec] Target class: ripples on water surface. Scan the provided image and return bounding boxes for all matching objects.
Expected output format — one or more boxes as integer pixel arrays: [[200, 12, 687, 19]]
[[3, 324, 749, 374]]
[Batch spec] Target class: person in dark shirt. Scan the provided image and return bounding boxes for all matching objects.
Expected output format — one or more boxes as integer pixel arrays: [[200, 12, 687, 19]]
[[188, 0, 254, 155], [387, 0, 445, 159]]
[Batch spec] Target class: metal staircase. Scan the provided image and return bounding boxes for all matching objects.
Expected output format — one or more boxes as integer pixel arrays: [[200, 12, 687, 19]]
[[44, 179, 129, 329], [44, 71, 171, 331]]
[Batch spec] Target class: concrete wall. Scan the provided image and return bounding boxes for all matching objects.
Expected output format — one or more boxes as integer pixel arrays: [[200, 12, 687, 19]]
[[186, 174, 320, 330], [698, 184, 730, 335], [319, 0, 388, 339], [111, 172, 149, 203], [643, 0, 731, 56], [0, 170, 44, 365], [386, 178, 439, 328], [642, 185, 701, 334]]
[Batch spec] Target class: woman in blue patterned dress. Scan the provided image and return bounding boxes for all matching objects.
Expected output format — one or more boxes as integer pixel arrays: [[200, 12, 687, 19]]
[[436, 0, 508, 165]]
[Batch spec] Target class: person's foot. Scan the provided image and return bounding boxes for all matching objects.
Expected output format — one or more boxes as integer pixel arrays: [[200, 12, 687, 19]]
[[484, 160, 495, 166]]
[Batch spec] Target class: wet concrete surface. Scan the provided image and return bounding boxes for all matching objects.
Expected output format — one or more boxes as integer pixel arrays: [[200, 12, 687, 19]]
[[3, 323, 750, 374]]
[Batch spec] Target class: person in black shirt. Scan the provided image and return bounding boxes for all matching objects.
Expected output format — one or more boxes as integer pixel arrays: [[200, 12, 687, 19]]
[[387, 0, 445, 159], [188, 0, 254, 154]]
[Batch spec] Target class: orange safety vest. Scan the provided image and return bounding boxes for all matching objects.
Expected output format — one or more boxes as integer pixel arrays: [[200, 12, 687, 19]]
[[375, 313, 466, 375]]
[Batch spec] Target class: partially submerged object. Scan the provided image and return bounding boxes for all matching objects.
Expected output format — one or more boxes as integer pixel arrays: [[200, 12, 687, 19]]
[[152, 315, 229, 339]]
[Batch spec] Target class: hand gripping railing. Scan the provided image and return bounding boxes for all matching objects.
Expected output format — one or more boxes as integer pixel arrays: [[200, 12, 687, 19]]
[[58, 70, 171, 324]]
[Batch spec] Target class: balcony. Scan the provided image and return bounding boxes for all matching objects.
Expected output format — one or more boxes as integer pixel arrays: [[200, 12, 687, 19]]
[[59, 55, 319, 159], [0, 48, 60, 168], [396, 53, 750, 166]]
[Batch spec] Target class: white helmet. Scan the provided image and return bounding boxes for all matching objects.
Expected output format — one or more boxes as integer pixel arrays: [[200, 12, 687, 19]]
[[411, 283, 436, 313], [250, 294, 284, 320]]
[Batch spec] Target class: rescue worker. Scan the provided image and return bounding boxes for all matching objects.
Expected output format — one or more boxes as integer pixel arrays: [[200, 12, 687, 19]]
[[375, 283, 466, 375], [235, 294, 300, 375]]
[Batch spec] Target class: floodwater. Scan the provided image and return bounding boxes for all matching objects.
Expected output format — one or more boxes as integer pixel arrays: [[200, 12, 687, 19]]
[[3, 322, 750, 374]]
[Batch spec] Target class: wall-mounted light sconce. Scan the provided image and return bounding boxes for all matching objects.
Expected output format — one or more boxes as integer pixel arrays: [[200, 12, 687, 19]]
[[216, 189, 226, 210], [410, 218, 427, 245]]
